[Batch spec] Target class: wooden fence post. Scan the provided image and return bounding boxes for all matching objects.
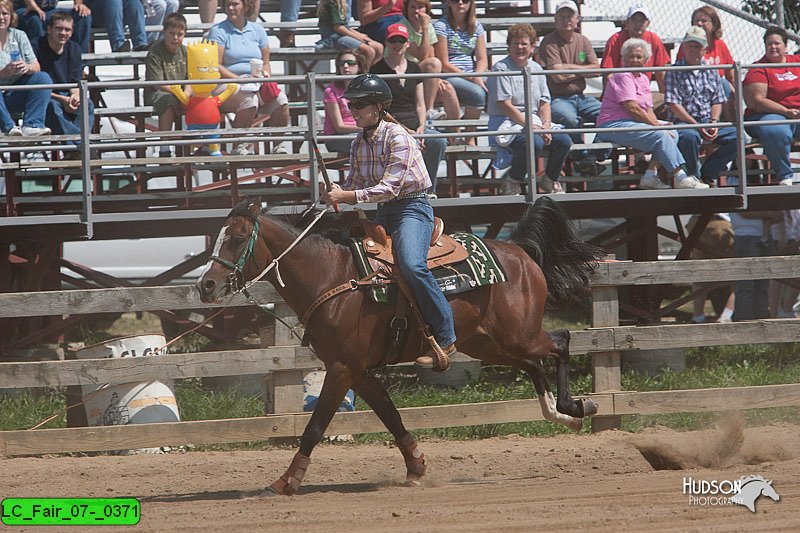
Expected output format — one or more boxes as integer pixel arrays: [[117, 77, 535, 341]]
[[263, 302, 305, 414], [591, 284, 622, 432]]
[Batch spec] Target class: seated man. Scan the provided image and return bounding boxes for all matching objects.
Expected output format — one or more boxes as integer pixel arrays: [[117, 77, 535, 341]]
[[539, 0, 606, 175], [143, 0, 179, 44], [84, 0, 147, 52], [14, 0, 92, 53], [665, 27, 737, 187], [31, 11, 93, 155], [144, 12, 187, 157]]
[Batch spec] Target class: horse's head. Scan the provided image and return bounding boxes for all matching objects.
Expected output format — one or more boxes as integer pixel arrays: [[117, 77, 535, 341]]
[[197, 201, 265, 303], [760, 480, 780, 502]]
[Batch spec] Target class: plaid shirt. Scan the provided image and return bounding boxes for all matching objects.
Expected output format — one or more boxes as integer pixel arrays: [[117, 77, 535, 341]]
[[343, 120, 431, 204], [665, 59, 725, 123]]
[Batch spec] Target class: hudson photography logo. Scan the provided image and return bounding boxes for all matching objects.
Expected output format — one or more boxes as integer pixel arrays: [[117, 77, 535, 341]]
[[683, 475, 781, 512]]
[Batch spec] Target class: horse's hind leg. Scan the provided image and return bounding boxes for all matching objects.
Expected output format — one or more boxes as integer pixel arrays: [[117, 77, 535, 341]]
[[268, 361, 353, 496], [352, 372, 426, 485], [521, 358, 583, 432], [549, 329, 598, 418]]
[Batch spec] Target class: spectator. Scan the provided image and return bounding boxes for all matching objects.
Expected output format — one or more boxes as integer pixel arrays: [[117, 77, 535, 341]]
[[323, 49, 365, 153], [84, 0, 148, 52], [316, 0, 382, 66], [207, 0, 290, 155], [143, 0, 179, 44], [357, 0, 404, 44], [665, 27, 737, 188], [730, 210, 780, 321], [434, 0, 487, 144], [279, 0, 300, 48], [371, 23, 446, 196], [0, 0, 52, 137], [768, 209, 800, 318], [14, 0, 92, 53], [596, 38, 708, 190], [198, 0, 217, 23], [743, 26, 800, 186], [601, 3, 669, 93], [688, 214, 735, 324], [399, 0, 459, 123], [539, 0, 605, 176], [676, 6, 734, 97], [144, 11, 186, 158], [31, 11, 93, 155], [487, 24, 571, 195], [197, 0, 263, 25]]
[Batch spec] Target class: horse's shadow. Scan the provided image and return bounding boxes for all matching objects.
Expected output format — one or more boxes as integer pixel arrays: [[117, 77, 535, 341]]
[[139, 482, 382, 503]]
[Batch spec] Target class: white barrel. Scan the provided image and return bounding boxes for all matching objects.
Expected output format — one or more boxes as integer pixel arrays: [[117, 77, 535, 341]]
[[76, 334, 180, 427]]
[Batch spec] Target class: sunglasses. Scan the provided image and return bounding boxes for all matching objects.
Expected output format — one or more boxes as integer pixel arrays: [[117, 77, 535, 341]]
[[387, 37, 408, 44], [337, 59, 358, 67], [449, 0, 471, 4], [347, 100, 372, 110]]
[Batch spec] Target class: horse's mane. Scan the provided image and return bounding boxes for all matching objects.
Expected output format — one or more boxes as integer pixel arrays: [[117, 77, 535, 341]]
[[739, 475, 769, 485]]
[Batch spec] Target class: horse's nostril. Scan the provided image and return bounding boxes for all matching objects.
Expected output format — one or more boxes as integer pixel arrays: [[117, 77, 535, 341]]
[[203, 279, 216, 293]]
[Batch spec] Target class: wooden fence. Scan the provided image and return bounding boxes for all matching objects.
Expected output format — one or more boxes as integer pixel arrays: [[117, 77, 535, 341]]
[[2, 257, 800, 456]]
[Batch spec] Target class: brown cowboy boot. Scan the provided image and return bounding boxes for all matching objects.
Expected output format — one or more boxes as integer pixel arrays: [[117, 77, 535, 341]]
[[415, 342, 455, 372]]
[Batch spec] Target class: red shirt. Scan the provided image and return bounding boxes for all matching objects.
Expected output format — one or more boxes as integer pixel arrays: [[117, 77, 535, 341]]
[[601, 29, 671, 80], [371, 0, 403, 17], [185, 95, 223, 126], [743, 54, 800, 114], [676, 38, 734, 77]]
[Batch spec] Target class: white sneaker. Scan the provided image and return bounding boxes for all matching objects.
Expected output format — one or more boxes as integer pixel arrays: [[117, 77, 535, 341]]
[[426, 108, 446, 122], [639, 174, 669, 189], [779, 178, 795, 186], [8, 126, 22, 136], [676, 175, 710, 189], [271, 141, 289, 155], [233, 143, 253, 156], [21, 126, 51, 136]]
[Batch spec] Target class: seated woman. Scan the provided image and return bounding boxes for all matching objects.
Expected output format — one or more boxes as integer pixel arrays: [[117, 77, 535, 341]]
[[207, 0, 290, 155], [434, 0, 487, 142], [323, 49, 366, 153], [316, 0, 382, 66], [487, 23, 571, 195], [357, 0, 404, 44], [400, 0, 459, 122], [371, 23, 447, 196], [596, 38, 709, 190], [743, 26, 800, 186], [0, 1, 51, 137]]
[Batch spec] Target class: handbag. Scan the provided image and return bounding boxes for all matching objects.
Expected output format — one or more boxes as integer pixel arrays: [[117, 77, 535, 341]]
[[259, 81, 281, 103]]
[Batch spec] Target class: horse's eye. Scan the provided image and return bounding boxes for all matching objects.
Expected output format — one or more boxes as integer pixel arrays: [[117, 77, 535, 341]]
[[230, 235, 246, 247]]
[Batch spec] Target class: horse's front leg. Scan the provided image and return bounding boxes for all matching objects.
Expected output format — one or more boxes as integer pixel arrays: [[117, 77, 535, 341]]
[[521, 357, 583, 432], [352, 372, 426, 485], [268, 361, 353, 496], [549, 329, 598, 419]]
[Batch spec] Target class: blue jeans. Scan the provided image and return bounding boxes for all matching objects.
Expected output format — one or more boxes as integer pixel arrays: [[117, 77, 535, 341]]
[[144, 0, 180, 43], [676, 125, 737, 180], [734, 236, 773, 321], [0, 72, 52, 131], [360, 13, 403, 43], [447, 75, 486, 109], [87, 0, 147, 50], [280, 0, 301, 22], [422, 129, 446, 191], [507, 131, 572, 181], [746, 113, 800, 182], [550, 94, 608, 160], [597, 119, 685, 173], [15, 7, 92, 53], [376, 198, 456, 347], [45, 93, 95, 145]]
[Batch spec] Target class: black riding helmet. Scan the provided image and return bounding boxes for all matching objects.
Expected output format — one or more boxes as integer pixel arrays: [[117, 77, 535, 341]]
[[343, 73, 393, 109]]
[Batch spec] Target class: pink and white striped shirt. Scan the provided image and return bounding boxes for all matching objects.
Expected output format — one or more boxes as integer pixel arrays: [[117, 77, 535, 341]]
[[343, 120, 431, 204]]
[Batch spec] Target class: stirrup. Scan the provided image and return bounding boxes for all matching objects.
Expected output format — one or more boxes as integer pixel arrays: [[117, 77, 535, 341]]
[[415, 340, 454, 372]]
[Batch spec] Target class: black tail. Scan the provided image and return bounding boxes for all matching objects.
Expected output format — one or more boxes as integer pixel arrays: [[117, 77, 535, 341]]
[[508, 196, 604, 308]]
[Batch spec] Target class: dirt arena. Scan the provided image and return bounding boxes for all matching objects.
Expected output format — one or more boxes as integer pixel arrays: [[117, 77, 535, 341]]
[[3, 420, 799, 532]]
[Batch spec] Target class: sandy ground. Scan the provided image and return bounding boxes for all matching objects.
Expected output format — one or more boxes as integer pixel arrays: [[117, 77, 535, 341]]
[[2, 420, 799, 532]]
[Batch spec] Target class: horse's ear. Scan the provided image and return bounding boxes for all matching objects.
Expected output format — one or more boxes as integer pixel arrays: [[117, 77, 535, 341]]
[[248, 202, 261, 218]]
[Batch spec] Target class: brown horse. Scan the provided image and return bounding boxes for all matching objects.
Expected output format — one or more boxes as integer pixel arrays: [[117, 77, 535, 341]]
[[197, 196, 604, 495]]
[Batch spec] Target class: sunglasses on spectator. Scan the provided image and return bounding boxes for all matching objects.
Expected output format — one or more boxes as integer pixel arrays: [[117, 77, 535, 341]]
[[347, 100, 372, 110], [387, 37, 408, 44], [337, 59, 358, 67], [449, 0, 471, 4]]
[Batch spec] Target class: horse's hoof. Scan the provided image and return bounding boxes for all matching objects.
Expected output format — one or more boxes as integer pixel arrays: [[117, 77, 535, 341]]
[[581, 398, 599, 417], [404, 477, 423, 487], [268, 477, 295, 496], [258, 486, 281, 497]]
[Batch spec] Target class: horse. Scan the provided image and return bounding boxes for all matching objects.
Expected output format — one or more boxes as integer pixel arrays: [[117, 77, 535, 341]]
[[196, 196, 604, 496], [730, 475, 781, 512]]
